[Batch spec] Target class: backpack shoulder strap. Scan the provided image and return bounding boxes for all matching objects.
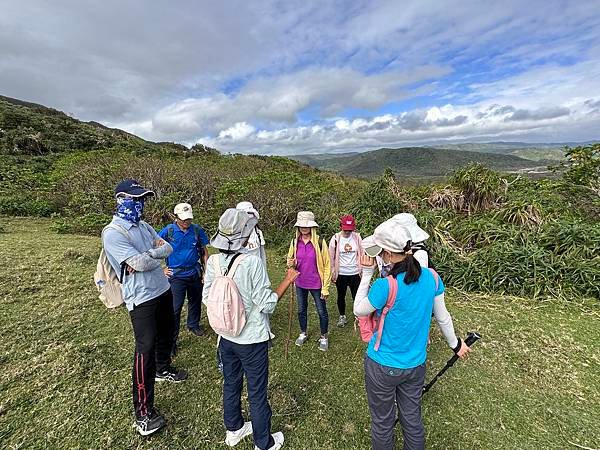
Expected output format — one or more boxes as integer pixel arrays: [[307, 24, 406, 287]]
[[428, 268, 439, 291], [167, 223, 175, 241], [225, 253, 246, 278], [373, 276, 399, 351], [103, 223, 130, 241]]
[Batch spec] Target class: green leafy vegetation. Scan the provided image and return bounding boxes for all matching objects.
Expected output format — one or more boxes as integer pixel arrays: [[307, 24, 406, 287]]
[[0, 218, 598, 449], [1, 95, 598, 300]]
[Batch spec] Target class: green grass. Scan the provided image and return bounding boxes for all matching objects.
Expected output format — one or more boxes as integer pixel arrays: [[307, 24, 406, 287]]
[[1, 218, 599, 449]]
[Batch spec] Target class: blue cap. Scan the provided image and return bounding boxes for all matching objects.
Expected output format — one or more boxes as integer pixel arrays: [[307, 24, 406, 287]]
[[114, 179, 155, 198]]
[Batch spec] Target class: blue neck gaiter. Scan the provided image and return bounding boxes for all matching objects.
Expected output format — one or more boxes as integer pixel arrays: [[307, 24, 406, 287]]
[[116, 197, 144, 223]]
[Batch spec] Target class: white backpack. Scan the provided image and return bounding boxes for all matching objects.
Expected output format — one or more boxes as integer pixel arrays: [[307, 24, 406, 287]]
[[206, 254, 247, 337], [93, 224, 130, 309]]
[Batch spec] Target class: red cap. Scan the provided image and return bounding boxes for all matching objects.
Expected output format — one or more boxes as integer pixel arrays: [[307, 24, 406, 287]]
[[340, 214, 356, 231]]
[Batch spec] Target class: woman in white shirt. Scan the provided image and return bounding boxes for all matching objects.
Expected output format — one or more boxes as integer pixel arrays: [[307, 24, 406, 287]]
[[329, 214, 364, 327]]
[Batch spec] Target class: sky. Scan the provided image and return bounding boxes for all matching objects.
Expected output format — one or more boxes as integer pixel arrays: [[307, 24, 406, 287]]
[[2, 0, 600, 155]]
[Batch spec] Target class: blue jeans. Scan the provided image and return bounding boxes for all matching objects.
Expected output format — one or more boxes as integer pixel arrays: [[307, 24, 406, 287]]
[[219, 338, 274, 450], [296, 286, 329, 336], [170, 273, 203, 347]]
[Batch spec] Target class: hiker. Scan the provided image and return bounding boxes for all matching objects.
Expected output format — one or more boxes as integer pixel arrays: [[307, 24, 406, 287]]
[[329, 214, 363, 327], [102, 179, 188, 437], [202, 208, 298, 450], [286, 211, 331, 351], [158, 203, 210, 357], [354, 220, 470, 450], [236, 201, 267, 268]]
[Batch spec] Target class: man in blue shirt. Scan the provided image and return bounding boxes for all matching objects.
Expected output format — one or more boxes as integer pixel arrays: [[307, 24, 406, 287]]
[[103, 179, 188, 437], [159, 203, 209, 357]]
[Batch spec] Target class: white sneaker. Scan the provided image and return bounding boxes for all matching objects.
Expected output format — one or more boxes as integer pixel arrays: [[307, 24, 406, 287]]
[[337, 315, 347, 327], [318, 337, 329, 351], [255, 431, 284, 450], [225, 421, 253, 447], [295, 333, 308, 346]]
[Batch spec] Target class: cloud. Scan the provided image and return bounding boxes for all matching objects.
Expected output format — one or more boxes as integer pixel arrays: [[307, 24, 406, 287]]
[[1, 0, 599, 153]]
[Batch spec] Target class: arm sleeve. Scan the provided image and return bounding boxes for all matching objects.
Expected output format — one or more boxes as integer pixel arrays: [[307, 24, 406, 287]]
[[125, 253, 162, 272], [433, 292, 459, 349], [328, 236, 336, 269], [320, 239, 332, 296], [202, 255, 215, 305], [249, 258, 278, 314], [353, 267, 378, 316]]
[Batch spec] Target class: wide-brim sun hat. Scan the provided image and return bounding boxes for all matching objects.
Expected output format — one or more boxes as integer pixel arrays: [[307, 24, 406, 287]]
[[236, 201, 260, 219], [294, 211, 319, 228], [391, 213, 429, 243], [174, 202, 193, 220], [373, 220, 412, 254], [211, 208, 258, 252]]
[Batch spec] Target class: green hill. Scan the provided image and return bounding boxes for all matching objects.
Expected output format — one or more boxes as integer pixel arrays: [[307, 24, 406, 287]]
[[291, 147, 548, 180]]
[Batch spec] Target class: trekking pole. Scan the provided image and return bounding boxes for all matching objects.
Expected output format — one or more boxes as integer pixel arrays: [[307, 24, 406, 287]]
[[422, 331, 481, 395], [284, 283, 295, 359]]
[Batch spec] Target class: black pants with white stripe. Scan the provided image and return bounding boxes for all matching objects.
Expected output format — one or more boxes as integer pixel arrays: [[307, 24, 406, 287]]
[[129, 289, 174, 418]]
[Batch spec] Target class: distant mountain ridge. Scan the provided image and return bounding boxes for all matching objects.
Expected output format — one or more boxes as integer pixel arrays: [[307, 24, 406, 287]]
[[290, 146, 552, 181]]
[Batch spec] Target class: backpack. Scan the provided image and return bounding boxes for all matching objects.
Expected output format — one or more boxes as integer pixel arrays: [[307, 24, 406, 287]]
[[358, 268, 440, 350], [93, 224, 130, 309], [205, 253, 247, 337]]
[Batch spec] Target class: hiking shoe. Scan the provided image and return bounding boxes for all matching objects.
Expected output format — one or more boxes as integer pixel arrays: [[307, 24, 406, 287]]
[[337, 315, 348, 327], [225, 421, 253, 447], [156, 366, 188, 382], [188, 327, 205, 337], [318, 337, 329, 352], [254, 431, 284, 450], [295, 333, 308, 346], [134, 408, 166, 436]]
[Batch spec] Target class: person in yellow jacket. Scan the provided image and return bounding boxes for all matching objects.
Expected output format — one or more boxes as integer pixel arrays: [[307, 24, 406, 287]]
[[287, 211, 331, 351]]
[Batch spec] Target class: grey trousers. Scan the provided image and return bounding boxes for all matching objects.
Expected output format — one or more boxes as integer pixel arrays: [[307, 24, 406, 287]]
[[364, 356, 426, 450]]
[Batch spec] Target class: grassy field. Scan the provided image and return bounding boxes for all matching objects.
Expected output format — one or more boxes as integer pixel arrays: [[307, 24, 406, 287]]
[[0, 217, 599, 450]]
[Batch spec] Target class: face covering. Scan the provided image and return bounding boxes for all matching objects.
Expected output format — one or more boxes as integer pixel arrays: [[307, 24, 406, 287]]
[[380, 253, 393, 277], [116, 197, 144, 223]]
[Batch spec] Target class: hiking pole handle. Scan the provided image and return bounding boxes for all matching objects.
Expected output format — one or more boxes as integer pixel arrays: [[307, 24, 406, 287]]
[[464, 331, 482, 348]]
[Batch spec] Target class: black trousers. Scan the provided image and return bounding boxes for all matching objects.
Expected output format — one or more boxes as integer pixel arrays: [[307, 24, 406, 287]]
[[335, 274, 361, 316], [129, 289, 174, 418]]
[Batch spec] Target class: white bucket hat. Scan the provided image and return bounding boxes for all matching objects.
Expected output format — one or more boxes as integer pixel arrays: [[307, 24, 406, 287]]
[[236, 201, 260, 219], [211, 208, 258, 252], [391, 213, 429, 243], [294, 211, 319, 228], [174, 203, 194, 221], [364, 220, 413, 256]]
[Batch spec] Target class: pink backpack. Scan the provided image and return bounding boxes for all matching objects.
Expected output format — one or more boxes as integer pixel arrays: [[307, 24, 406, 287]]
[[358, 268, 439, 351], [206, 254, 247, 337]]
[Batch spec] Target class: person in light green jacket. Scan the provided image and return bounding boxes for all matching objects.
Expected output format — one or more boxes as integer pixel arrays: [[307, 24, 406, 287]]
[[202, 208, 298, 450]]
